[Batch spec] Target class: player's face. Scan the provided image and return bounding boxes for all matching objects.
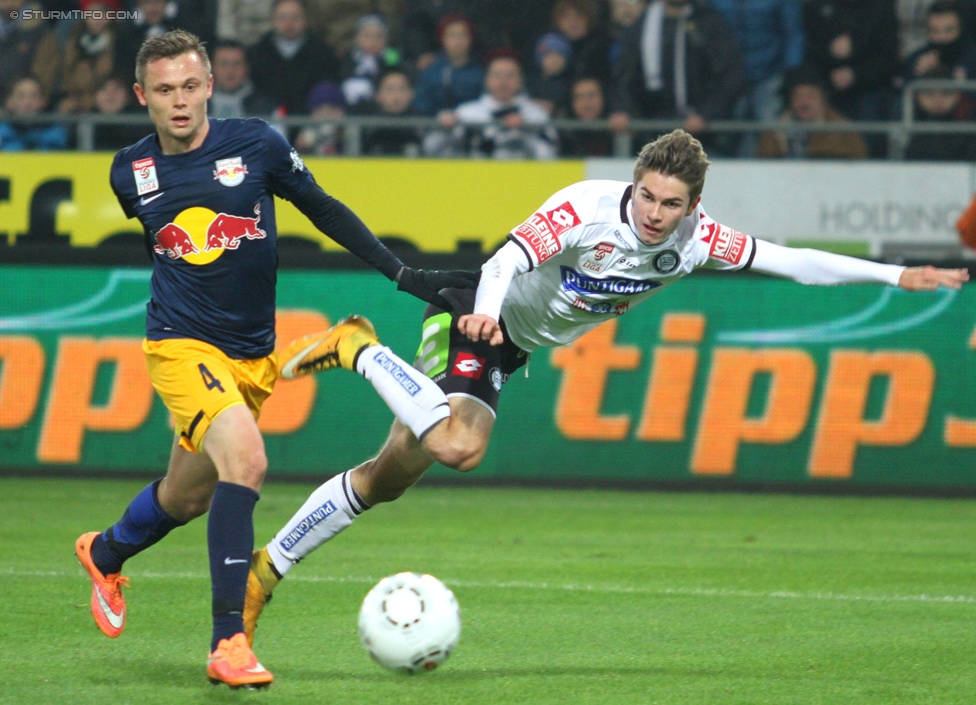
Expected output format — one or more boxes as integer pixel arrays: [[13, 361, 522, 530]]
[[630, 170, 699, 246], [134, 51, 213, 154]]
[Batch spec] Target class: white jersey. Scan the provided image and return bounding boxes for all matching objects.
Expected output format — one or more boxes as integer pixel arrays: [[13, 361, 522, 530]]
[[497, 180, 756, 352]]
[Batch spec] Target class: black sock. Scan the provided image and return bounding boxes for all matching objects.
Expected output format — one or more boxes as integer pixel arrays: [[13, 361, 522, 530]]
[[208, 480, 258, 652]]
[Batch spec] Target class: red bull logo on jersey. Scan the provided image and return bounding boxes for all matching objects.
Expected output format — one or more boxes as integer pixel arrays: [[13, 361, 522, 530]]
[[152, 202, 267, 264], [213, 157, 249, 187]]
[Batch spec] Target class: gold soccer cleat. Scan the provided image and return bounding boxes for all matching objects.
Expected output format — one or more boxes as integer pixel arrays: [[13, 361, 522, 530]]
[[278, 315, 380, 379], [243, 546, 280, 647]]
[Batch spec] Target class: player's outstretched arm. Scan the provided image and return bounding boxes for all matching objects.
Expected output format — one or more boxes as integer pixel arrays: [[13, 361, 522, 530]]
[[897, 266, 969, 291], [396, 267, 480, 310], [458, 313, 504, 346]]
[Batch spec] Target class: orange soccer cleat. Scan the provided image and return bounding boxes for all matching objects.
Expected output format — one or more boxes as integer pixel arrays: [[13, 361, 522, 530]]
[[207, 632, 274, 689], [75, 531, 130, 638]]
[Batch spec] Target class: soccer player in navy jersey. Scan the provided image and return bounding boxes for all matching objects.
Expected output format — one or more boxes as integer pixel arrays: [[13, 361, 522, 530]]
[[73, 29, 476, 689]]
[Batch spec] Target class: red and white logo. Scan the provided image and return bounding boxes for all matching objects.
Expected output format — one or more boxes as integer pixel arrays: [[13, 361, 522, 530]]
[[546, 202, 581, 235], [708, 224, 748, 265], [513, 201, 581, 264], [132, 157, 158, 195], [213, 157, 248, 187], [515, 212, 561, 264], [453, 353, 486, 379]]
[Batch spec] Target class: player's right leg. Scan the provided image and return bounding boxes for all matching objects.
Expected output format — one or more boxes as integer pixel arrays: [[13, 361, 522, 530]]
[[75, 434, 211, 638]]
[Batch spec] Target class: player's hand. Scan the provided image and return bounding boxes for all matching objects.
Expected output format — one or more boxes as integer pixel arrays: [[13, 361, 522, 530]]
[[397, 267, 481, 310], [458, 313, 504, 346], [897, 266, 969, 291]]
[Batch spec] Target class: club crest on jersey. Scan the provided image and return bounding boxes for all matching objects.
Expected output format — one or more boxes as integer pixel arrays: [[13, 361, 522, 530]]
[[213, 157, 248, 186], [132, 157, 158, 195], [581, 242, 616, 273], [653, 250, 680, 274], [560, 266, 661, 296]]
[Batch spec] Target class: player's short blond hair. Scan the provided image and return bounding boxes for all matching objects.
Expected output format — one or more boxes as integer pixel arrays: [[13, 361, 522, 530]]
[[633, 129, 710, 202], [135, 30, 211, 86]]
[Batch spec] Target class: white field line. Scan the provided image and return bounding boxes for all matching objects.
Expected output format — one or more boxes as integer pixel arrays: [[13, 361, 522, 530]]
[[5, 567, 976, 606]]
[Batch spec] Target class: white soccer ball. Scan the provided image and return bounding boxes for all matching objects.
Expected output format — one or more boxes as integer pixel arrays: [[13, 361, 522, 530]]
[[358, 572, 461, 674]]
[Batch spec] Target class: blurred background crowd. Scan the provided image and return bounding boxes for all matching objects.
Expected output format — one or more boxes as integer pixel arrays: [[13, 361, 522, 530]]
[[2, 0, 976, 160]]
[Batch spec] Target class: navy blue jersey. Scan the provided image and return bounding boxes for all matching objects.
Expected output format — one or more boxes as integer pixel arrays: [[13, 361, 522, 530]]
[[110, 118, 317, 359]]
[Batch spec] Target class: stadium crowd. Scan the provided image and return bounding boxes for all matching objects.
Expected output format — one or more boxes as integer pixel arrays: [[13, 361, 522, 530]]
[[2, 0, 976, 159]]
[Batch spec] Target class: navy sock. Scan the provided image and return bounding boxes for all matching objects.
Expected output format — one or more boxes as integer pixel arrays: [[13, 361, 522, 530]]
[[91, 479, 184, 576], [208, 481, 259, 652]]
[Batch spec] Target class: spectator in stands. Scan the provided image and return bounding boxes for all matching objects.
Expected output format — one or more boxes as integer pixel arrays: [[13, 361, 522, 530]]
[[0, 76, 68, 151], [0, 0, 61, 100], [423, 50, 558, 159], [91, 74, 149, 151], [560, 76, 614, 156], [903, 1, 976, 81], [210, 39, 278, 118], [528, 32, 573, 116], [904, 64, 976, 160], [114, 0, 181, 78], [756, 63, 868, 159], [706, 0, 805, 157], [340, 13, 402, 107], [608, 0, 648, 66], [608, 0, 746, 154], [305, 0, 403, 58], [400, 0, 556, 70], [294, 80, 345, 155], [216, 0, 274, 47], [350, 67, 424, 156], [549, 0, 614, 86], [247, 0, 341, 115], [411, 12, 485, 117], [803, 0, 900, 156], [57, 0, 120, 114]]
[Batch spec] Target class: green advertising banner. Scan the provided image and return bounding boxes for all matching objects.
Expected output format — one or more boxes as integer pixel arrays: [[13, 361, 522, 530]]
[[1, 265, 974, 490]]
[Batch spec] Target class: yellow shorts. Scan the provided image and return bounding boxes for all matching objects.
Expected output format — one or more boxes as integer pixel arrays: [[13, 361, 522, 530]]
[[143, 338, 278, 453]]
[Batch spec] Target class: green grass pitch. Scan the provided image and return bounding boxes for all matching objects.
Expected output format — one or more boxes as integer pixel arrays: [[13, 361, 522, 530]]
[[3, 476, 974, 704]]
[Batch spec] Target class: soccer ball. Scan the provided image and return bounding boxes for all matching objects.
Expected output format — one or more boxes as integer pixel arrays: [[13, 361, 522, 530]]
[[358, 572, 462, 674]]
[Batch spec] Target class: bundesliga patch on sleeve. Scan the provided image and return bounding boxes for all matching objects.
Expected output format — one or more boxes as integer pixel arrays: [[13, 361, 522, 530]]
[[707, 224, 749, 265], [512, 201, 581, 264]]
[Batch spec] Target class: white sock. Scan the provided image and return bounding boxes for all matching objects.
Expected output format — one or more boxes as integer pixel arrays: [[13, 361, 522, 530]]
[[266, 470, 368, 576], [356, 345, 451, 439]]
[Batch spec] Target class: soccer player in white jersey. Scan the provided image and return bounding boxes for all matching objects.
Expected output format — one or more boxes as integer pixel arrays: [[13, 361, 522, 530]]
[[242, 129, 969, 643]]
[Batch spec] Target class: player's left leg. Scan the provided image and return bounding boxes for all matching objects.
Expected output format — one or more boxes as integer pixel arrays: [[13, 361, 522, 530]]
[[201, 403, 274, 688]]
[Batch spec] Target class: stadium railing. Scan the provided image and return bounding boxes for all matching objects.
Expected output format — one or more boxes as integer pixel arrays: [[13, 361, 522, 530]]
[[9, 78, 976, 158]]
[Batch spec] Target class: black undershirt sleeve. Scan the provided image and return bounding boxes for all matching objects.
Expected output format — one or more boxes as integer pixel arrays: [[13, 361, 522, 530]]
[[290, 183, 404, 281]]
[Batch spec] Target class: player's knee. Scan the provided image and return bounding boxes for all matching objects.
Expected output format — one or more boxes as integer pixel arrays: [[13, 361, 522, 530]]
[[432, 439, 486, 473], [228, 450, 268, 490]]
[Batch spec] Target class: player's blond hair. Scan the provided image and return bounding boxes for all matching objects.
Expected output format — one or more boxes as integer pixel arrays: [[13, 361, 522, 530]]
[[633, 129, 710, 202], [135, 30, 211, 86]]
